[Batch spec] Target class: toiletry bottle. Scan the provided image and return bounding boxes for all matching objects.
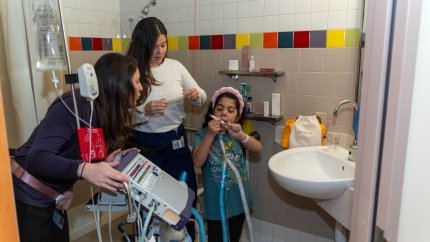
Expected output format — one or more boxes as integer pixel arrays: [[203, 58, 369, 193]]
[[249, 55, 256, 72], [246, 97, 253, 114], [242, 46, 250, 70]]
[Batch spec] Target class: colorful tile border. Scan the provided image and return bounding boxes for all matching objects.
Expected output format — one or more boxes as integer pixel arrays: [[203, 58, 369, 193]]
[[68, 28, 360, 51]]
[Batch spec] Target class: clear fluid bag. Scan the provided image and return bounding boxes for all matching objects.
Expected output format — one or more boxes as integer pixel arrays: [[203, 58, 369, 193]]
[[33, 0, 67, 71]]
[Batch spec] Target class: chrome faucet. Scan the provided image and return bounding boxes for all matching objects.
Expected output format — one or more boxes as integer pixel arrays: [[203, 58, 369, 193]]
[[333, 100, 359, 161], [333, 100, 358, 118]]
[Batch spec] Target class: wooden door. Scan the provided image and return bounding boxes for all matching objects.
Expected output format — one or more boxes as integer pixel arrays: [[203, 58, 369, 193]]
[[0, 86, 19, 241]]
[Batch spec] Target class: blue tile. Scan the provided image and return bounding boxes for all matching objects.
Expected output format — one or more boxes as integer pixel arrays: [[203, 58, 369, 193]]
[[223, 34, 236, 49], [102, 38, 113, 51], [81, 37, 92, 51], [278, 32, 293, 48], [200, 35, 211, 50], [310, 30, 326, 48]]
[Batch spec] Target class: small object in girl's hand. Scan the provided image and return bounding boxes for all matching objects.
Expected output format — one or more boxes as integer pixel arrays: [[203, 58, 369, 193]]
[[209, 114, 231, 127]]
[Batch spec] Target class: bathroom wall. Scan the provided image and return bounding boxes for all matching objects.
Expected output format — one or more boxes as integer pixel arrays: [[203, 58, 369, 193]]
[[62, 0, 362, 241]]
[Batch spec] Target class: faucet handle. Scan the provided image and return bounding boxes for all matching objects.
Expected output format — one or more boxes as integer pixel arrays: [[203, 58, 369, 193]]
[[348, 140, 357, 161]]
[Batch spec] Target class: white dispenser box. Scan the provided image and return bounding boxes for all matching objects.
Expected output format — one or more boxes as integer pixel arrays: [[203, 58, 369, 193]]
[[228, 60, 239, 70], [271, 93, 280, 116]]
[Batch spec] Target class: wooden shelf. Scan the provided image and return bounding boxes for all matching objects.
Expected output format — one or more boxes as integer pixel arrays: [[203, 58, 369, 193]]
[[246, 113, 283, 125], [219, 70, 285, 82]]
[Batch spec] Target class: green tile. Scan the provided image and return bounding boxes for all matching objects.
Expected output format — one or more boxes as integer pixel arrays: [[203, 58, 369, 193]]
[[345, 29, 361, 47], [250, 33, 263, 49], [121, 38, 130, 52], [178, 36, 189, 50]]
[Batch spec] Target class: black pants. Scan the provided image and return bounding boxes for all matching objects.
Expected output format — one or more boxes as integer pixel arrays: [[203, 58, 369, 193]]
[[206, 213, 245, 242], [16, 200, 69, 242], [131, 124, 198, 241]]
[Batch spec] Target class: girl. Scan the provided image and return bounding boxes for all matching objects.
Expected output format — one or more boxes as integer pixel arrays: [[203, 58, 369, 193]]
[[192, 87, 262, 242]]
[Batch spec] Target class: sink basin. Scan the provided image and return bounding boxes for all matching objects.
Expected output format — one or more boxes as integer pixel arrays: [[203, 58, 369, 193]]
[[268, 146, 355, 200]]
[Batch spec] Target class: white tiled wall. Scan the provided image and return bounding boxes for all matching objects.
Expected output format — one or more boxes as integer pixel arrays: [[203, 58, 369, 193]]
[[119, 0, 363, 38], [62, 0, 121, 38], [59, 0, 362, 39]]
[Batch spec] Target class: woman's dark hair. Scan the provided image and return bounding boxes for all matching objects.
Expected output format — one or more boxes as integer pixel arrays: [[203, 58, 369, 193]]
[[202, 92, 246, 128], [127, 17, 168, 99], [94, 53, 144, 151]]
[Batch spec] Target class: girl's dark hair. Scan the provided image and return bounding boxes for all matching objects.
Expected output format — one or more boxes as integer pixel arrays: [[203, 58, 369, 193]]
[[94, 53, 144, 151], [202, 92, 246, 128], [127, 17, 168, 100]]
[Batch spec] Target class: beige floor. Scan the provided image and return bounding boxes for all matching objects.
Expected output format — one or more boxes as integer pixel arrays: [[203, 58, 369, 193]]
[[71, 214, 137, 242]]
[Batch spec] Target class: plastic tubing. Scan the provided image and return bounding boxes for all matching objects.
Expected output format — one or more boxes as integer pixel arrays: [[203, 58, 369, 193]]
[[139, 204, 155, 242], [191, 208, 207, 242], [218, 135, 254, 242], [219, 157, 229, 242]]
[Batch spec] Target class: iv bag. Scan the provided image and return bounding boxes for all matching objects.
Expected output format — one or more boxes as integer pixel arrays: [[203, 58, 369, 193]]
[[33, 0, 67, 71]]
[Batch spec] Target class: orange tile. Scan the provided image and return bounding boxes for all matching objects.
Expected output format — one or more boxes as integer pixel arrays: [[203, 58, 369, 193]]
[[263, 32, 278, 48], [69, 37, 81, 51], [189, 36, 200, 50]]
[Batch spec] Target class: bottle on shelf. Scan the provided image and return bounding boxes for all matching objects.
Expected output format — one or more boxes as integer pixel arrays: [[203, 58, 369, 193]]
[[249, 55, 256, 72], [246, 97, 253, 114]]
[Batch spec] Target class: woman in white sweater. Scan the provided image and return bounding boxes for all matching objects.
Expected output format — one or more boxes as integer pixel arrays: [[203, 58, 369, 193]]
[[127, 17, 206, 241]]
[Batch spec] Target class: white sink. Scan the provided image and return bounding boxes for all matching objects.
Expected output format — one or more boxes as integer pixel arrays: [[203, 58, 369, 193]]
[[268, 146, 355, 200]]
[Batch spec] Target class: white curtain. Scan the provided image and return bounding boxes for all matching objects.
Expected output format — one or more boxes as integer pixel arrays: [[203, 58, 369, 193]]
[[0, 0, 63, 147]]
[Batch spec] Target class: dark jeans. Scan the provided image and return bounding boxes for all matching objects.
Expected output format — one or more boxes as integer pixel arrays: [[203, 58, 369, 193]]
[[16, 200, 69, 242], [131, 124, 198, 241], [206, 213, 246, 242]]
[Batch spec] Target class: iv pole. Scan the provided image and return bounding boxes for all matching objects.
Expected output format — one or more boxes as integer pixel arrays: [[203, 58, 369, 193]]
[[57, 0, 80, 128]]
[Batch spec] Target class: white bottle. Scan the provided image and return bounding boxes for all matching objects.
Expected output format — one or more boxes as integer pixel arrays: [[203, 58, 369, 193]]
[[249, 55, 256, 72]]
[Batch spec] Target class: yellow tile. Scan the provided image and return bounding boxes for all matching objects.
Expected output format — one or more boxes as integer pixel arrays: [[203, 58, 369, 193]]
[[236, 33, 250, 49], [168, 36, 179, 50], [327, 29, 345, 48], [112, 38, 122, 51]]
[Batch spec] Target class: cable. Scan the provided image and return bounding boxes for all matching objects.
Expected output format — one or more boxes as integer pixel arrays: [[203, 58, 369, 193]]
[[109, 201, 113, 242], [51, 75, 91, 127], [219, 135, 254, 242]]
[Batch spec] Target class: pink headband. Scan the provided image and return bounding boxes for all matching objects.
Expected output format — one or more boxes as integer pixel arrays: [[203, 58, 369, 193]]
[[211, 87, 244, 115]]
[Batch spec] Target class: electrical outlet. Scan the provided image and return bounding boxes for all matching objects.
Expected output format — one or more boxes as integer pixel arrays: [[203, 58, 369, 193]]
[[316, 112, 327, 125]]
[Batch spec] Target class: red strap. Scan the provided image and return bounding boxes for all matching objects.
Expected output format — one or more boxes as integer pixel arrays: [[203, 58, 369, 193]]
[[10, 159, 60, 200]]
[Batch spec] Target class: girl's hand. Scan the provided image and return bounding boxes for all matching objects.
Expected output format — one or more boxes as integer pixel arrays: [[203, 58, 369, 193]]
[[227, 123, 244, 139], [207, 119, 222, 135], [144, 99, 168, 116], [183, 88, 199, 102]]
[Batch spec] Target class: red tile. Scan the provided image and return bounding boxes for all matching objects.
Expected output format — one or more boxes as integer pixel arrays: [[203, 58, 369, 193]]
[[189, 36, 200, 50], [263, 32, 278, 48], [294, 31, 310, 48], [92, 38, 103, 51], [211, 35, 223, 49], [69, 37, 81, 51]]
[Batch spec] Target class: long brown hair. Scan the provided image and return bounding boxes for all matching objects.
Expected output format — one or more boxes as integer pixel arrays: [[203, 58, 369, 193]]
[[127, 17, 168, 100], [93, 53, 144, 151]]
